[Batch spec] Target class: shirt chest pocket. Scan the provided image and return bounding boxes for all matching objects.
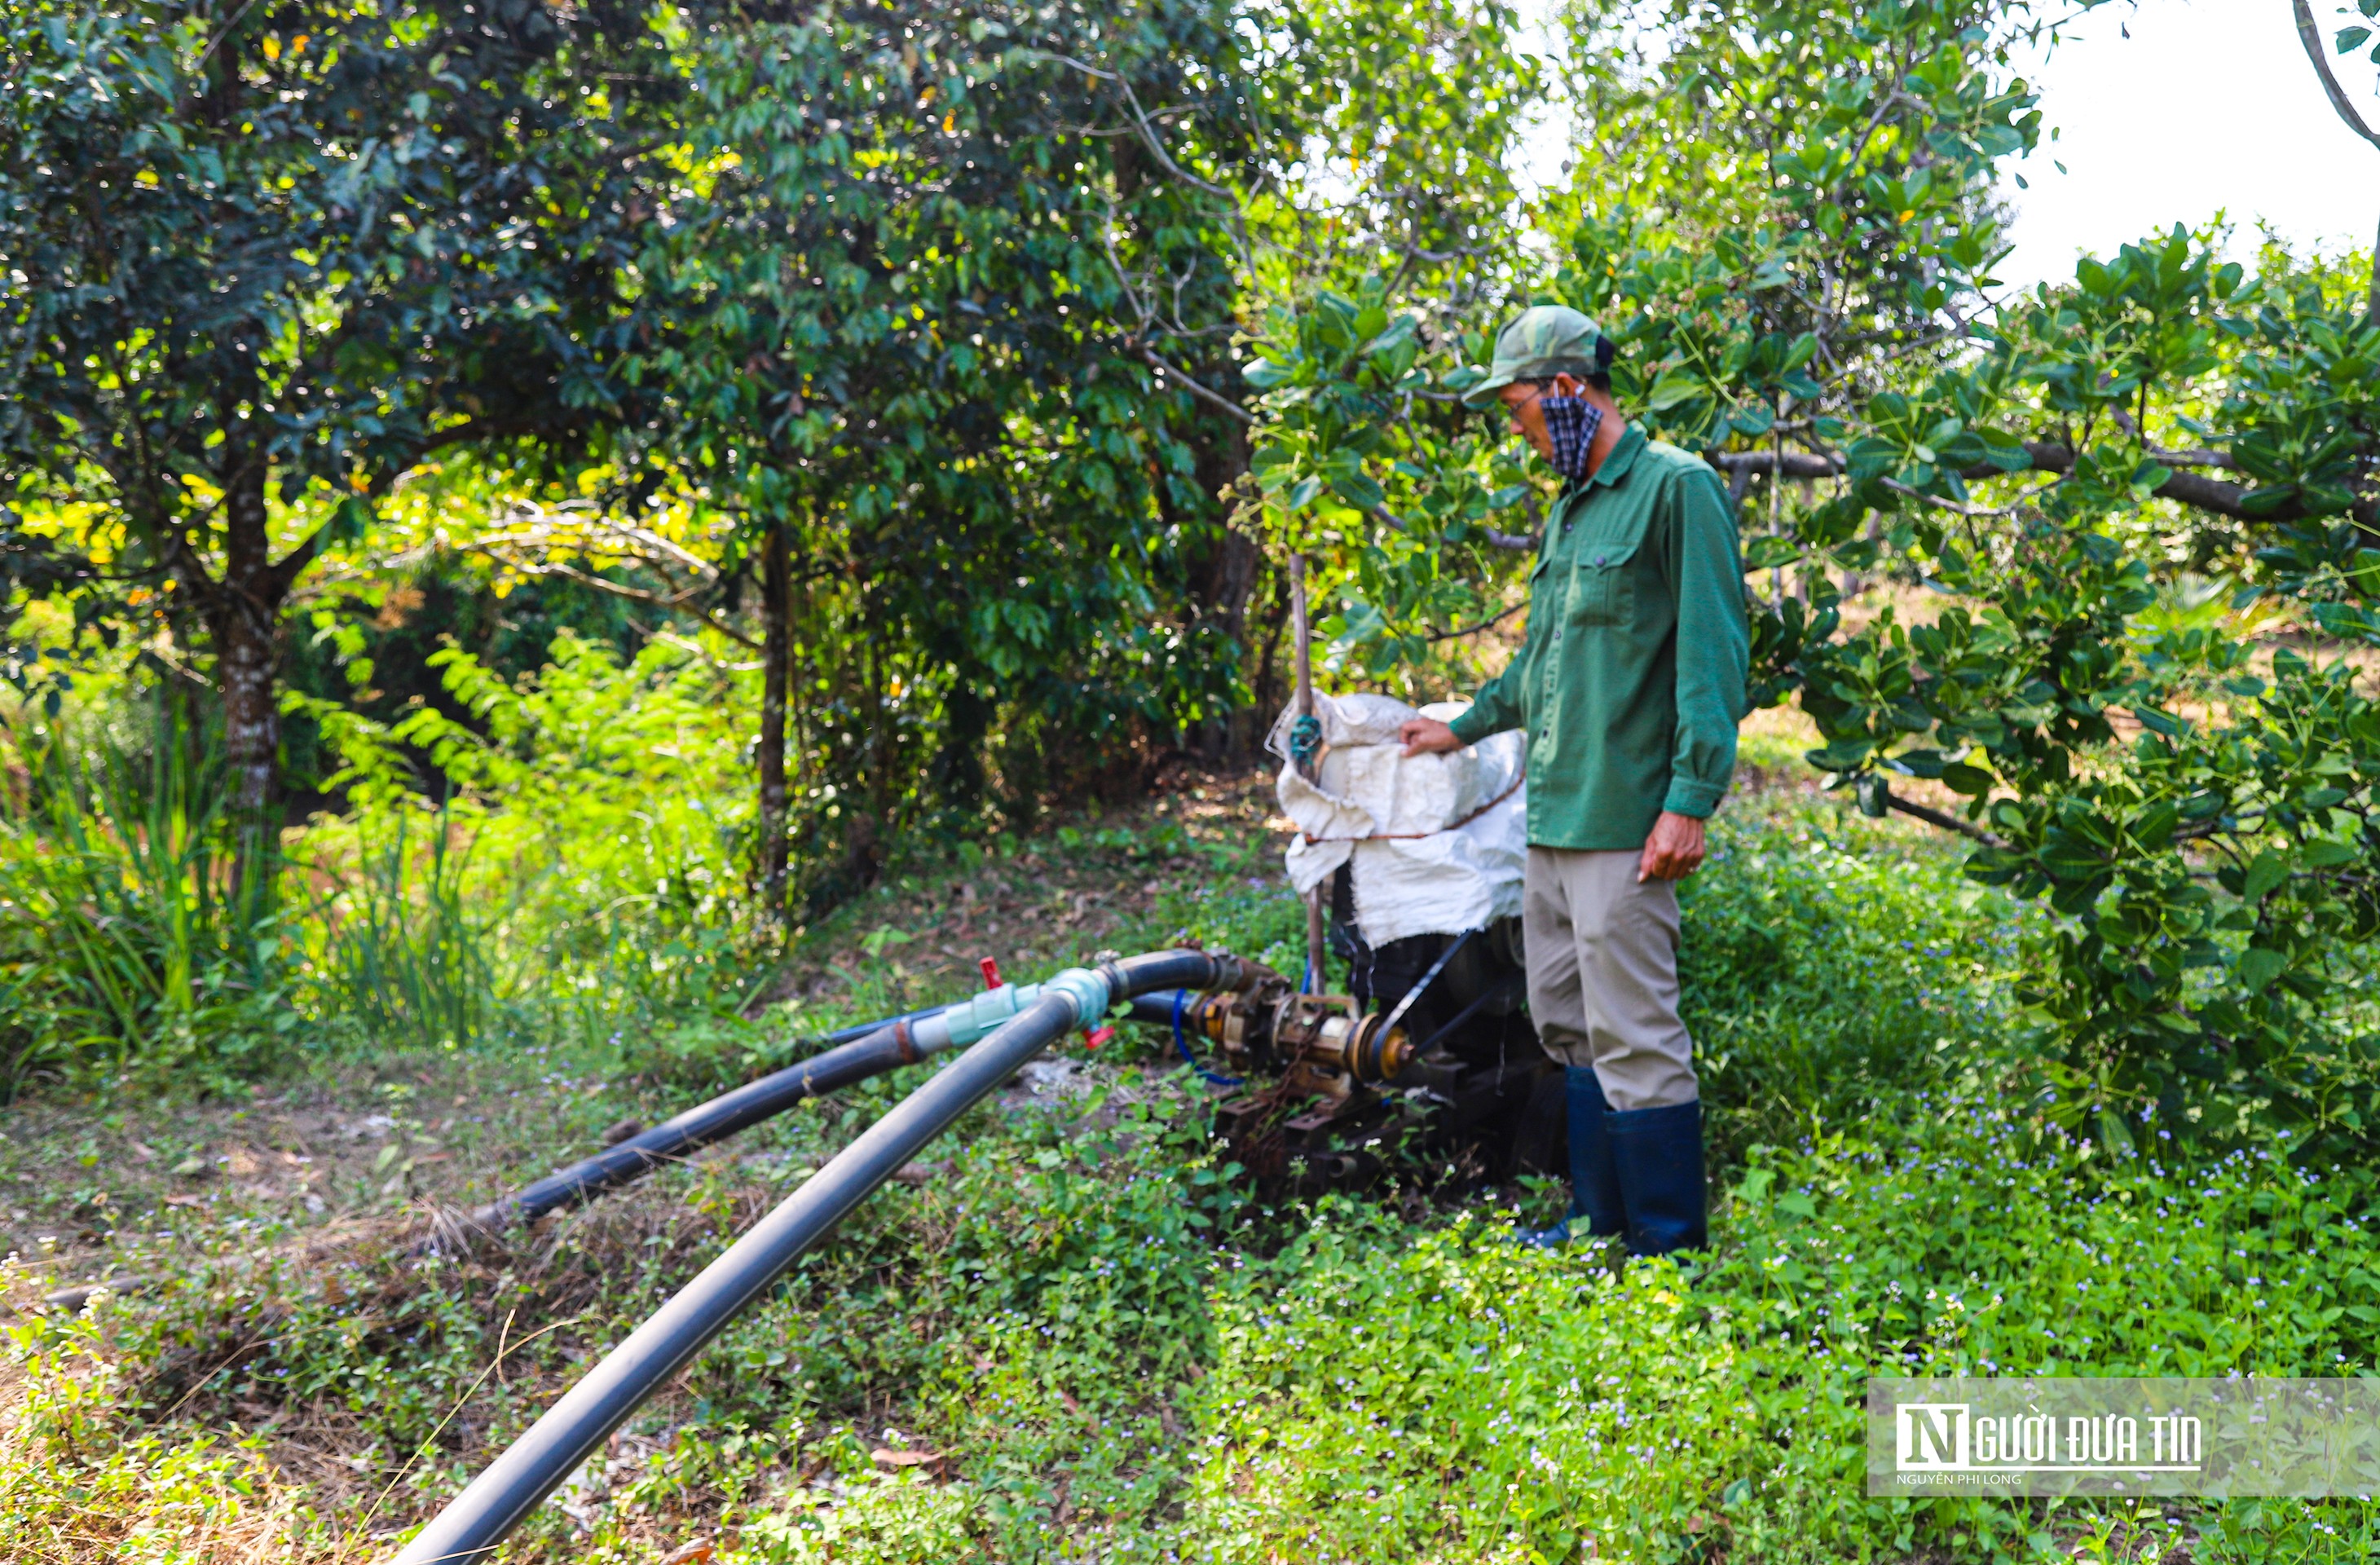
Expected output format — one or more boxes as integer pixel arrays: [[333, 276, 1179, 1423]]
[[1562, 520, 1650, 628]]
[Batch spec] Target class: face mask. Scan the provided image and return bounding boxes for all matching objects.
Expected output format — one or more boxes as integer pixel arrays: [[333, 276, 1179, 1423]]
[[1540, 394, 1603, 482]]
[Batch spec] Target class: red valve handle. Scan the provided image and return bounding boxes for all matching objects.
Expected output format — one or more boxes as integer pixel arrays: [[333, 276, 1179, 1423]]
[[981, 953, 1104, 1047]]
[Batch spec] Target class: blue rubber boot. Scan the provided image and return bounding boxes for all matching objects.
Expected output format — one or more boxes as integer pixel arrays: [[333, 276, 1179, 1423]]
[[1564, 1065, 1628, 1239], [1515, 1218, 1572, 1248], [1606, 1098, 1707, 1256], [1520, 1066, 1628, 1247]]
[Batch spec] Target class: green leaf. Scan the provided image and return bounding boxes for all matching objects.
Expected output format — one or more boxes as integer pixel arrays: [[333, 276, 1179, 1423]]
[[1646, 371, 1703, 412], [2299, 838, 2359, 868], [2243, 850, 2289, 903], [2039, 840, 2106, 880], [1854, 774, 1889, 818], [1742, 534, 1803, 571], [1976, 432, 2032, 472], [2350, 549, 2380, 601], [1940, 761, 1994, 797], [2338, 24, 2373, 51], [328, 493, 376, 545], [1331, 471, 1386, 512], [2237, 946, 2287, 994], [1362, 315, 1418, 356]]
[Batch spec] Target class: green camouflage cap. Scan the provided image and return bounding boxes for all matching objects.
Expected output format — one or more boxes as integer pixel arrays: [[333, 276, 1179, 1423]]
[[1461, 305, 1605, 407]]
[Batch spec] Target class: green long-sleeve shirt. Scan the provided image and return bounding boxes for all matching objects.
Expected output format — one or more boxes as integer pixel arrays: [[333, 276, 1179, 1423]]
[[1448, 425, 1750, 851]]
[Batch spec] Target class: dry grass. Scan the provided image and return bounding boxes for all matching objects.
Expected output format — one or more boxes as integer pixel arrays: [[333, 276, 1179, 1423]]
[[0, 765, 1297, 1562], [0, 756, 2021, 1562]]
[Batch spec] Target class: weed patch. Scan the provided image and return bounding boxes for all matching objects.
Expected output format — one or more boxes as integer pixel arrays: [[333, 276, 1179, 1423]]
[[0, 782, 2374, 1562]]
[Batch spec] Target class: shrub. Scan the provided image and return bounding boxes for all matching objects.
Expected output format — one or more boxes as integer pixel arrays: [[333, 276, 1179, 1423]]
[[0, 712, 294, 1095]]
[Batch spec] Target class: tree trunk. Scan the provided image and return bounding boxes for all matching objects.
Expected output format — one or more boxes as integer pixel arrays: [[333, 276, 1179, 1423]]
[[1180, 413, 1260, 761], [1250, 558, 1290, 747], [757, 514, 791, 915], [196, 455, 288, 896], [866, 630, 895, 835], [840, 595, 887, 892], [215, 604, 280, 818], [217, 462, 280, 787]]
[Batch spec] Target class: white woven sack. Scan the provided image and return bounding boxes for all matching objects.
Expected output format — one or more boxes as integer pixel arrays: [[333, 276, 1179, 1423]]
[[1269, 692, 1527, 946]]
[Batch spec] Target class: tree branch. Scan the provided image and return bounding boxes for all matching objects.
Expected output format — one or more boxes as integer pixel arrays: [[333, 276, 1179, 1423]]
[[432, 502, 760, 650], [1711, 450, 1847, 481], [1705, 442, 2375, 525], [2293, 0, 2380, 320], [1881, 786, 2006, 846], [1025, 50, 1240, 201], [1424, 598, 1528, 641], [2295, 0, 2380, 152], [1367, 500, 1535, 553], [1881, 476, 2046, 518], [451, 550, 761, 650], [1142, 349, 1251, 424]]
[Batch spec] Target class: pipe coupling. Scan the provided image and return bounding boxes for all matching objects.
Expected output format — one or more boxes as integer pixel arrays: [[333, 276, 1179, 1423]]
[[913, 981, 1046, 1053], [1042, 967, 1113, 1029]]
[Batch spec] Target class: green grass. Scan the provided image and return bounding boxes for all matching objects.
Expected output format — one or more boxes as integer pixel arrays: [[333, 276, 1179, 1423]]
[[1, 782, 2376, 1563]]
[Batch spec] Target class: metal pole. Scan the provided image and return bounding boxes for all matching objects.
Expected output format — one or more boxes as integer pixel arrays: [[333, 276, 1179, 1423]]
[[1288, 551, 1325, 994]]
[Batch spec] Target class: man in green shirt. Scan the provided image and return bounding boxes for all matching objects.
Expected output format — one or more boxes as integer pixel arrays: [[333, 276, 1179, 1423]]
[[1401, 306, 1748, 1256]]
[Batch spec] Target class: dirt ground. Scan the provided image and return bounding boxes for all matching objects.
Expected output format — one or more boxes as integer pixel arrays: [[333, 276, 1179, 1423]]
[[0, 769, 1294, 1306]]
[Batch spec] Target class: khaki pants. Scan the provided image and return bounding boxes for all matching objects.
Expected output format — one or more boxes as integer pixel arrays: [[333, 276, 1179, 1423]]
[[1521, 846, 1698, 1111]]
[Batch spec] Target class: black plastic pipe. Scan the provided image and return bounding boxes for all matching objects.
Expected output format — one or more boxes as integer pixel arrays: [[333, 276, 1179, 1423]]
[[469, 976, 1091, 1231], [815, 1002, 943, 1048], [392, 950, 1236, 1564], [1125, 990, 1189, 1025], [468, 1022, 922, 1231]]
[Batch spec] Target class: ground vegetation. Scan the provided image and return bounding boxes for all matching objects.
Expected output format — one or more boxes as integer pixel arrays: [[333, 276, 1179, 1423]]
[[0, 0, 2377, 1560]]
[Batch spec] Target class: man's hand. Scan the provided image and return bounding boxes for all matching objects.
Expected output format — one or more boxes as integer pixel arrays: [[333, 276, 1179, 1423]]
[[1637, 810, 1707, 883], [1399, 716, 1461, 757]]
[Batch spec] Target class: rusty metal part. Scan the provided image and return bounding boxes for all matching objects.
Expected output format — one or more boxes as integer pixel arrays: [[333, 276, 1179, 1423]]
[[1175, 973, 1414, 1094], [1154, 926, 1565, 1202]]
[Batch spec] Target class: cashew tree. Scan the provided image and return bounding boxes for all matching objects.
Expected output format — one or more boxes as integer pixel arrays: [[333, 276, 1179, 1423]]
[[0, 0, 689, 834], [1240, 0, 2380, 1161]]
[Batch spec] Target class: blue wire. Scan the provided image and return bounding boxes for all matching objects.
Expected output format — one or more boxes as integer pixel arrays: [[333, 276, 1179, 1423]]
[[1173, 987, 1241, 1087]]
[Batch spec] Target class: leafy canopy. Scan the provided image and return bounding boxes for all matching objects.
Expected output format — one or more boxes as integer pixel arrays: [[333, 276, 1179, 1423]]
[[1242, 0, 2380, 1161]]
